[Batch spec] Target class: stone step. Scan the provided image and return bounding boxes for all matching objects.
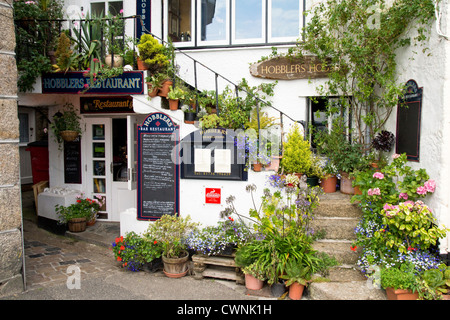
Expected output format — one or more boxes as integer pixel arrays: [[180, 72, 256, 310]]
[[313, 239, 360, 265], [316, 192, 362, 219], [308, 281, 387, 300], [312, 217, 359, 241]]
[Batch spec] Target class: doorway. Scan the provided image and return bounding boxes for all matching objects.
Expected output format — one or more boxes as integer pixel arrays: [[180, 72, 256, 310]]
[[84, 116, 137, 221]]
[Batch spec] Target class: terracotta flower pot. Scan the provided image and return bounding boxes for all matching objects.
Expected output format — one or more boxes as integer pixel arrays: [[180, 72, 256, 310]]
[[137, 58, 149, 70], [158, 80, 173, 97], [288, 282, 305, 300], [245, 274, 264, 290], [146, 82, 159, 97], [320, 175, 337, 193], [169, 99, 179, 111], [252, 162, 263, 172], [385, 287, 419, 300]]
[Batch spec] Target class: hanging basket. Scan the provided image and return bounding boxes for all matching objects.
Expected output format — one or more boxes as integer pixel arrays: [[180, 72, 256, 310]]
[[60, 130, 79, 142]]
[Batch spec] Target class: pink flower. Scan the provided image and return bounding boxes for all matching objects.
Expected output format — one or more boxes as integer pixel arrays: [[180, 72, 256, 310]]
[[383, 203, 393, 211], [424, 180, 436, 193], [399, 193, 408, 200], [392, 154, 400, 159], [120, 9, 124, 13], [84, 83, 89, 88], [368, 188, 381, 196], [373, 172, 384, 179], [416, 186, 427, 195]]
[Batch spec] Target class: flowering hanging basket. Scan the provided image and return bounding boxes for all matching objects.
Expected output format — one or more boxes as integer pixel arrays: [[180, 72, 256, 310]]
[[60, 130, 79, 142]]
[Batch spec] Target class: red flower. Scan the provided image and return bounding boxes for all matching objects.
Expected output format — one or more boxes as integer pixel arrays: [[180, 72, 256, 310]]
[[350, 245, 357, 252], [153, 240, 157, 245], [77, 200, 81, 203], [228, 217, 234, 222], [120, 246, 125, 250], [117, 257, 122, 261]]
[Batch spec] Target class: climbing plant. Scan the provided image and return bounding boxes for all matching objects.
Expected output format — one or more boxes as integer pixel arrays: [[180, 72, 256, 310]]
[[295, 0, 435, 149]]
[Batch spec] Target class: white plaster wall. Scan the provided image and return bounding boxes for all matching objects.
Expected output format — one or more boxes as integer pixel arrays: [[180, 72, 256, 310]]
[[384, 11, 450, 253]]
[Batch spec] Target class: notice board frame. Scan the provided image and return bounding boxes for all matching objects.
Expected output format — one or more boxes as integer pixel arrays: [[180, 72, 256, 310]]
[[396, 79, 423, 162], [137, 112, 180, 221], [180, 129, 248, 181]]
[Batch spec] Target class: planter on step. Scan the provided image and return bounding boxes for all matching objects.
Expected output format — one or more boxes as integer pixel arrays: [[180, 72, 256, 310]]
[[288, 282, 305, 300], [162, 250, 189, 278], [245, 274, 264, 290], [385, 287, 419, 300]]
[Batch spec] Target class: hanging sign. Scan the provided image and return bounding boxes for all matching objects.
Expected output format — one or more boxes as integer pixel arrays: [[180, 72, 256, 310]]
[[137, 112, 180, 221], [250, 56, 335, 80]]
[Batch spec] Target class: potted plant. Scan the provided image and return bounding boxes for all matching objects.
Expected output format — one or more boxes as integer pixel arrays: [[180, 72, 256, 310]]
[[145, 73, 168, 97], [182, 105, 197, 124], [371, 130, 395, 168], [54, 194, 99, 232], [112, 232, 162, 272], [280, 259, 328, 300], [281, 123, 312, 176], [422, 263, 450, 300], [166, 86, 186, 110], [50, 103, 82, 149], [381, 263, 421, 300], [305, 154, 324, 187], [137, 33, 170, 72], [144, 214, 199, 278], [319, 159, 338, 193], [186, 218, 252, 256]]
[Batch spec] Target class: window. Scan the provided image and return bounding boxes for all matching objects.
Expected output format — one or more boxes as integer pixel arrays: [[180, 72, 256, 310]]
[[168, 0, 190, 42], [198, 0, 229, 45], [268, 0, 302, 42], [232, 0, 265, 44], [165, 0, 303, 47], [90, 1, 123, 16]]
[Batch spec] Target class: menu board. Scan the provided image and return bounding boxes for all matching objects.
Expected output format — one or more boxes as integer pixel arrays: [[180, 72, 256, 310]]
[[396, 80, 422, 162], [137, 112, 180, 221], [64, 138, 81, 184]]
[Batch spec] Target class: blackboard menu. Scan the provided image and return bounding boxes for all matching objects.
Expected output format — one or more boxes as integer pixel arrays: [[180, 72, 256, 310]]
[[64, 138, 82, 184], [137, 112, 180, 221], [396, 80, 422, 162]]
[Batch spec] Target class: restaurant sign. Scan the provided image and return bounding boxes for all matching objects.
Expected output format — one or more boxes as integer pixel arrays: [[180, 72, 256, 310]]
[[250, 56, 335, 80], [42, 71, 144, 94], [80, 96, 134, 114]]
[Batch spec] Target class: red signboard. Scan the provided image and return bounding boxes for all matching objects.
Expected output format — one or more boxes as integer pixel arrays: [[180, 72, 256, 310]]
[[205, 188, 221, 204]]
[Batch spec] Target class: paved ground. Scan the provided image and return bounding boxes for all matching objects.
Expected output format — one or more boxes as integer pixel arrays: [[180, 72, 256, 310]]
[[1, 190, 275, 302]]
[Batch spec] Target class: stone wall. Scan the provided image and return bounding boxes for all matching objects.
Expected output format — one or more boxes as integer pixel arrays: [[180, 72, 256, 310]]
[[0, 0, 24, 295]]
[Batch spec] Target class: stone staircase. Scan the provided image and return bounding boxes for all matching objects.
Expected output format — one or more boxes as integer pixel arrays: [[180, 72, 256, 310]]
[[309, 192, 387, 300]]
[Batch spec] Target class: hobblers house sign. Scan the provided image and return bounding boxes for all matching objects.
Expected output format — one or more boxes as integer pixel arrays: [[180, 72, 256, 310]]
[[250, 56, 335, 80]]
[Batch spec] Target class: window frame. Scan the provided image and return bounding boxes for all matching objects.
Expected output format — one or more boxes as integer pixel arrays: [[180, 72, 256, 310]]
[[231, 0, 266, 45], [267, 0, 303, 43], [197, 0, 231, 47], [164, 0, 196, 48]]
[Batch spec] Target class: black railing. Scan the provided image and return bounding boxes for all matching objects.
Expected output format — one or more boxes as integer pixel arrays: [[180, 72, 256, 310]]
[[138, 21, 303, 149], [15, 16, 141, 70]]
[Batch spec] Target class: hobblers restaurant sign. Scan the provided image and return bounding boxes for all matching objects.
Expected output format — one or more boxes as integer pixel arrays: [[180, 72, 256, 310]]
[[250, 56, 336, 80], [42, 71, 144, 94]]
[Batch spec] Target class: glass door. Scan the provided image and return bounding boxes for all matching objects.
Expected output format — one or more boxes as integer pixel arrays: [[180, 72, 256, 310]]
[[85, 118, 112, 220]]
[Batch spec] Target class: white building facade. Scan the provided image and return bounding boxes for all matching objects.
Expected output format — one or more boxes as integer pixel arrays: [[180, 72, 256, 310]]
[[17, 0, 450, 256]]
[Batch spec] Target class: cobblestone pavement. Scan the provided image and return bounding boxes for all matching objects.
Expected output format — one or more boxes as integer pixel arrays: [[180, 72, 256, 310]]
[[23, 219, 119, 291]]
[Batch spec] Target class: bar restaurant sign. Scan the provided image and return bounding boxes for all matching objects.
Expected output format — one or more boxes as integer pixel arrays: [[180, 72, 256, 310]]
[[42, 71, 144, 94], [250, 56, 335, 80]]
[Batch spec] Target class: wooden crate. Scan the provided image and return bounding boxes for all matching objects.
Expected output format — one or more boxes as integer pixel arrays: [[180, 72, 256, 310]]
[[192, 254, 244, 284]]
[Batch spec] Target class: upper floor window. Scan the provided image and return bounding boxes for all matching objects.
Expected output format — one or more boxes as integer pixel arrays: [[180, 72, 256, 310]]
[[165, 0, 303, 47], [91, 1, 123, 16]]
